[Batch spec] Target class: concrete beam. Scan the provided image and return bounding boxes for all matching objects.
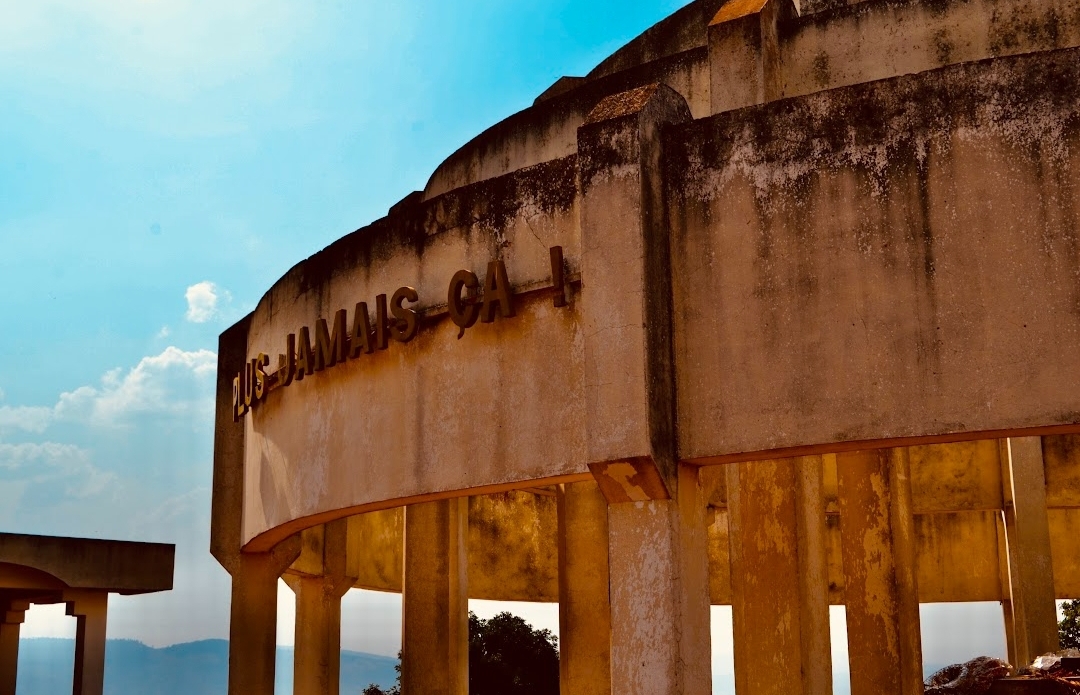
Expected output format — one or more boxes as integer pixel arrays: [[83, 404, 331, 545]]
[[0, 534, 173, 595]]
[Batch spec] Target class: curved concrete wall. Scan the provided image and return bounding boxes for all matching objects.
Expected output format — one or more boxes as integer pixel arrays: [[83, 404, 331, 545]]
[[670, 48, 1080, 461], [215, 1, 1080, 559]]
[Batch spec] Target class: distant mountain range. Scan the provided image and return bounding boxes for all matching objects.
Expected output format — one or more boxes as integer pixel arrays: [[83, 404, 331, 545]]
[[16, 637, 952, 695], [15, 638, 399, 695]]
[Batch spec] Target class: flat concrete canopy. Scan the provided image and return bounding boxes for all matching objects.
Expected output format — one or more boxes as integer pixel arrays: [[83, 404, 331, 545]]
[[0, 533, 175, 695], [0, 532, 174, 597]]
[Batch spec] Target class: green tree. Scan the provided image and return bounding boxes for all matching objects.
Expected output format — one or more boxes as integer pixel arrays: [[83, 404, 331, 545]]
[[362, 612, 559, 695], [469, 612, 559, 695], [1062, 599, 1080, 649]]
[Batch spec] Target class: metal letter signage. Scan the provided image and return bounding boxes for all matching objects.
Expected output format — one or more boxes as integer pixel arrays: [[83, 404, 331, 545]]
[[233, 251, 571, 421]]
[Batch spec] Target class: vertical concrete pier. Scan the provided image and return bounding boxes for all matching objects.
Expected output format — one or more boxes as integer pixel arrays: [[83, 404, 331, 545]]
[[401, 498, 469, 695], [606, 466, 711, 695], [557, 481, 612, 695], [837, 449, 922, 695], [728, 457, 831, 695], [1001, 437, 1060, 665]]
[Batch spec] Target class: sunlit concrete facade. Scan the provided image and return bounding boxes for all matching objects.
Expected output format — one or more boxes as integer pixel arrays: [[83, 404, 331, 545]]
[[0, 533, 175, 695], [212, 0, 1080, 693]]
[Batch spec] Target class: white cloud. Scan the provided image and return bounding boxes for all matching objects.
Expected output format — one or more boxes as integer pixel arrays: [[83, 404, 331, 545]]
[[157, 326, 171, 338], [0, 405, 53, 434], [185, 281, 228, 323], [0, 0, 311, 97], [0, 347, 217, 433], [130, 486, 208, 531], [56, 346, 217, 426], [0, 441, 115, 498]]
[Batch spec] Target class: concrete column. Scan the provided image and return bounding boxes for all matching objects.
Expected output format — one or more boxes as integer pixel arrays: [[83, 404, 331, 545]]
[[606, 465, 711, 695], [795, 457, 833, 695], [285, 519, 357, 695], [401, 497, 469, 695], [1000, 437, 1060, 665], [708, 0, 798, 113], [557, 480, 611, 695], [836, 448, 922, 695], [0, 600, 29, 695], [227, 539, 301, 695], [995, 511, 1021, 667], [727, 456, 831, 695], [67, 592, 108, 695], [285, 575, 352, 695]]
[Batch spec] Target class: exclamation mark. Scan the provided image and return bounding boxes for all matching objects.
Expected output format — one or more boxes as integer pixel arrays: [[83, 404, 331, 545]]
[[550, 246, 567, 308]]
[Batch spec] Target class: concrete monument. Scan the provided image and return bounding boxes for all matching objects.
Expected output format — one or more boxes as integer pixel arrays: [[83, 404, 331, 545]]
[[212, 0, 1080, 693]]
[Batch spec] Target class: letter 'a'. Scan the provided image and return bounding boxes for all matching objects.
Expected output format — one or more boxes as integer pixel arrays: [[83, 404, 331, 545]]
[[480, 259, 515, 323]]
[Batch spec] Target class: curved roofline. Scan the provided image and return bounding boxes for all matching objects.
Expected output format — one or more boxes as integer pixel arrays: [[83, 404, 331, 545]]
[[420, 0, 723, 200]]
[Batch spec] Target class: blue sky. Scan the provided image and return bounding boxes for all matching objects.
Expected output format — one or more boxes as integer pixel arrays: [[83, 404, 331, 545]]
[[0, 0, 1025, 686]]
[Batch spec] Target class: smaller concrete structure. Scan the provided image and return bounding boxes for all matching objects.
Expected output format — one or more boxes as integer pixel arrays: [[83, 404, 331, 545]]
[[0, 533, 175, 695]]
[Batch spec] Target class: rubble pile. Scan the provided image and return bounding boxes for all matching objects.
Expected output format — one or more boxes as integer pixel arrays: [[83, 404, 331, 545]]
[[1011, 650, 1080, 693], [923, 651, 1080, 694], [925, 657, 1012, 694]]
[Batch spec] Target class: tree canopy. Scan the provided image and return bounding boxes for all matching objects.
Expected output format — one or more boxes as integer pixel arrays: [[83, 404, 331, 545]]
[[1062, 599, 1080, 650], [363, 611, 559, 695]]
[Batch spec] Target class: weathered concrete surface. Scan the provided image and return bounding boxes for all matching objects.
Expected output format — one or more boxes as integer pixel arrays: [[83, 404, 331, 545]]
[[557, 481, 611, 695], [0, 599, 27, 695], [468, 491, 559, 601], [607, 465, 711, 695], [284, 521, 356, 695], [1001, 437, 1060, 665], [727, 457, 831, 695], [779, 0, 1080, 102], [339, 437, 1080, 605], [69, 592, 108, 695], [401, 499, 469, 695], [213, 2, 1080, 688], [341, 492, 563, 601], [226, 539, 301, 695], [670, 49, 1080, 463], [424, 0, 724, 200], [579, 83, 691, 498], [837, 449, 922, 695], [0, 534, 174, 594], [239, 158, 587, 549], [0, 535, 174, 695]]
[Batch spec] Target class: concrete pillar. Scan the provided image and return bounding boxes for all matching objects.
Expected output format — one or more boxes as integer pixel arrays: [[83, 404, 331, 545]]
[[995, 511, 1021, 667], [708, 0, 798, 113], [794, 457, 833, 695], [67, 592, 108, 695], [285, 519, 357, 695], [227, 540, 301, 695], [727, 456, 831, 695], [401, 497, 469, 695], [557, 481, 611, 695], [836, 448, 922, 695], [1000, 436, 1060, 665], [606, 465, 711, 695], [0, 600, 29, 695]]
